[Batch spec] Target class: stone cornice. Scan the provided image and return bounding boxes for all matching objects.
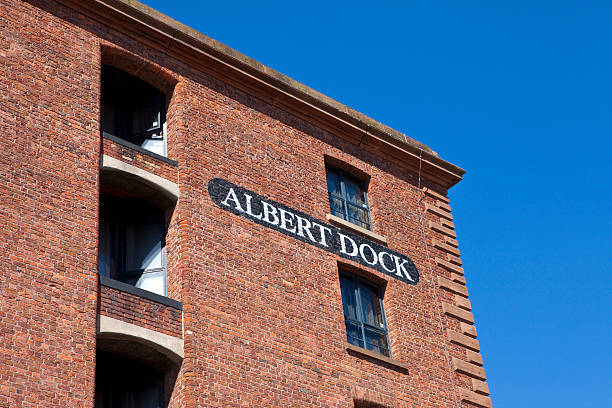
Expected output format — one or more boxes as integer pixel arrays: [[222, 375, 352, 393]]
[[55, 0, 466, 189]]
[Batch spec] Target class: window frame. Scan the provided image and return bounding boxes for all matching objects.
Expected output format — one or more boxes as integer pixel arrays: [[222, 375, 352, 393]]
[[325, 166, 372, 231], [339, 271, 391, 358]]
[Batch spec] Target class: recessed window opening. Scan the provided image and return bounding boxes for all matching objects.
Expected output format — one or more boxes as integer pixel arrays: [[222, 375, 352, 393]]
[[353, 400, 390, 408], [339, 272, 390, 357], [95, 351, 164, 408], [326, 166, 372, 230], [98, 194, 167, 296], [101, 64, 167, 156]]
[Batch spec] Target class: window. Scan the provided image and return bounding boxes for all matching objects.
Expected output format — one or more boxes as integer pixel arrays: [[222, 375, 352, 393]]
[[339, 272, 390, 357], [98, 194, 167, 296], [326, 166, 371, 230], [101, 64, 167, 156]]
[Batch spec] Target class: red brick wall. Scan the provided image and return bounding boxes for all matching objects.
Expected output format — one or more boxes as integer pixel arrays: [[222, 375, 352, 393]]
[[0, 1, 100, 406], [98, 284, 182, 338], [0, 1, 489, 407]]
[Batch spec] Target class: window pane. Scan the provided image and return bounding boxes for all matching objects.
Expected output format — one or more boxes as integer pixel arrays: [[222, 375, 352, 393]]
[[133, 104, 161, 135], [130, 382, 163, 408], [100, 101, 116, 136], [339, 276, 358, 321], [97, 219, 112, 277], [136, 270, 165, 296], [329, 196, 345, 218], [364, 327, 390, 357], [141, 138, 165, 156], [343, 176, 366, 205], [347, 204, 370, 229], [126, 222, 163, 271], [347, 335, 364, 349], [345, 320, 363, 345], [98, 218, 121, 281], [326, 168, 342, 196], [359, 282, 384, 328]]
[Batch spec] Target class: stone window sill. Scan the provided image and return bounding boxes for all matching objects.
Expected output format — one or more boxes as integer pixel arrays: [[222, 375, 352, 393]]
[[326, 214, 387, 245], [345, 343, 408, 371]]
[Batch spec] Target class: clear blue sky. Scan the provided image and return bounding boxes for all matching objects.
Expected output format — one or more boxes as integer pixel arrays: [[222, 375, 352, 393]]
[[144, 1, 611, 406]]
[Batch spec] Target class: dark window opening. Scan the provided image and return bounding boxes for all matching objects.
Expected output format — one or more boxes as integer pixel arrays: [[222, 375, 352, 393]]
[[339, 272, 390, 357], [95, 351, 165, 408], [98, 194, 167, 296], [326, 166, 371, 230], [354, 400, 390, 408], [101, 64, 167, 156]]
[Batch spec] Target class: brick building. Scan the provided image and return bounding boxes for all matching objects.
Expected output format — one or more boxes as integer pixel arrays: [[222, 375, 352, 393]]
[[0, 0, 492, 407]]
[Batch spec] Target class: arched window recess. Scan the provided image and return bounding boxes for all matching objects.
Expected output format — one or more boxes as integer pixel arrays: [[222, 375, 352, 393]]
[[100, 64, 168, 157]]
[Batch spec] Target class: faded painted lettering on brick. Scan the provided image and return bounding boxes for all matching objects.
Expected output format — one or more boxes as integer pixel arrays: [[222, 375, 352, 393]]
[[208, 178, 419, 284]]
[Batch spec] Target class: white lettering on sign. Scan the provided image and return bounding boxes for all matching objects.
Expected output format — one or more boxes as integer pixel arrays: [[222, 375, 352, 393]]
[[262, 201, 279, 225], [378, 252, 395, 274], [220, 187, 244, 212], [338, 233, 358, 256], [312, 222, 332, 247], [244, 193, 262, 220], [279, 208, 296, 233], [359, 243, 378, 266]]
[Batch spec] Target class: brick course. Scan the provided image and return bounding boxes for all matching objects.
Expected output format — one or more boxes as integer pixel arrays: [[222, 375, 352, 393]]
[[98, 283, 182, 338]]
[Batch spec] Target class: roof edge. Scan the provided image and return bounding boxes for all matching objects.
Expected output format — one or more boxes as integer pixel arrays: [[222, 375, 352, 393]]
[[56, 0, 466, 188]]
